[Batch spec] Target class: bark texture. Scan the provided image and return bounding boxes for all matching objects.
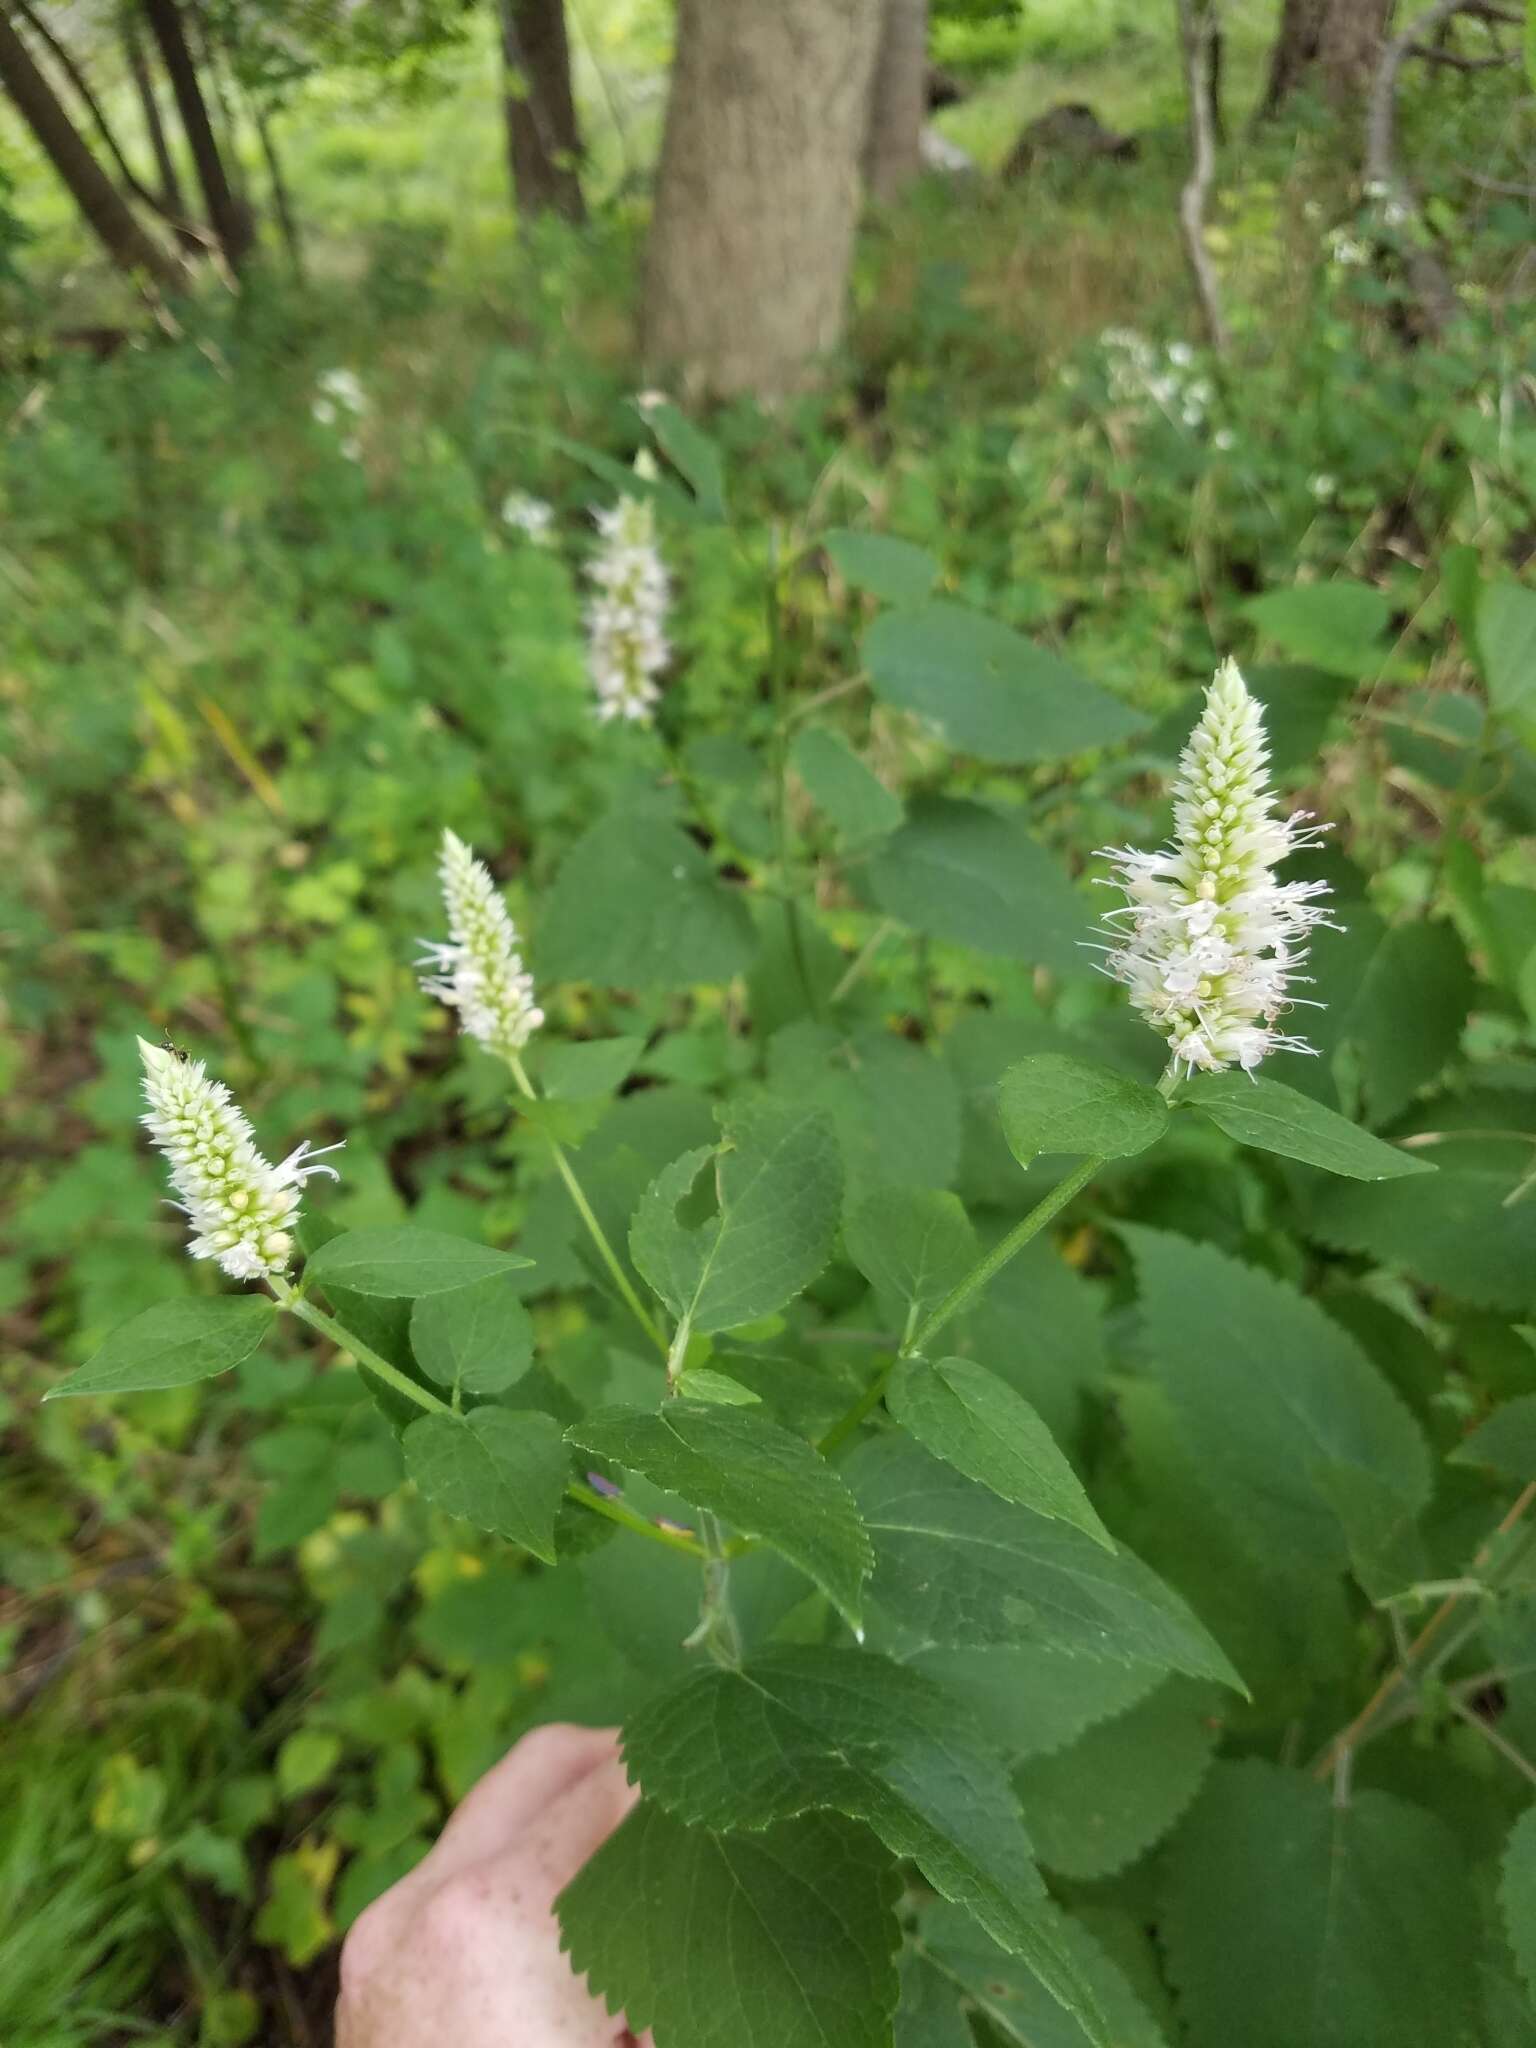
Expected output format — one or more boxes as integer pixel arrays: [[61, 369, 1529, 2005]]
[[863, 0, 927, 205], [644, 0, 882, 400], [497, 0, 585, 223], [1260, 0, 1397, 113], [0, 7, 181, 286], [141, 0, 252, 272]]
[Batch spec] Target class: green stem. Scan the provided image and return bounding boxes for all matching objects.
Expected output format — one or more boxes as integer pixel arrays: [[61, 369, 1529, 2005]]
[[567, 1480, 707, 1560], [817, 1355, 898, 1458], [766, 527, 819, 1019], [907, 1153, 1106, 1359], [271, 1279, 448, 1415], [509, 1055, 667, 1358], [685, 1511, 743, 1666]]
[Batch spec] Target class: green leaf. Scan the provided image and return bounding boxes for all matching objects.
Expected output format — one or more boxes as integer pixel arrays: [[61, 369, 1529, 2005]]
[[675, 1365, 760, 1405], [537, 1036, 645, 1101], [910, 1645, 1159, 1762], [630, 1098, 843, 1333], [1161, 1761, 1477, 2048], [1013, 1678, 1220, 1880], [1244, 582, 1391, 677], [1451, 1395, 1536, 1480], [896, 1952, 973, 2048], [559, 1804, 901, 2048], [869, 797, 1087, 972], [1481, 580, 1536, 721], [1181, 1072, 1433, 1180], [306, 1227, 530, 1299], [889, 1356, 1112, 1549], [639, 399, 727, 520], [850, 1438, 1243, 1690], [48, 1295, 275, 1399], [276, 1729, 342, 1801], [1319, 918, 1474, 1126], [1309, 1170, 1536, 1312], [402, 1408, 568, 1562], [766, 1025, 961, 1200], [998, 1054, 1168, 1167], [825, 528, 939, 606], [843, 1187, 977, 1331], [540, 810, 756, 989], [791, 727, 904, 845], [1501, 1807, 1536, 2014], [409, 1273, 533, 1395], [864, 602, 1144, 764], [1122, 1227, 1431, 1577], [917, 1899, 1170, 2048], [621, 1645, 1104, 2027], [568, 1402, 872, 1625]]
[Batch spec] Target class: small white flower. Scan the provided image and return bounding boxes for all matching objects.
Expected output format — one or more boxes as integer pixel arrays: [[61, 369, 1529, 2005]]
[[501, 491, 555, 542], [1309, 473, 1336, 501], [584, 495, 670, 726], [317, 367, 365, 414], [1094, 660, 1336, 1076], [419, 830, 544, 1062], [139, 1040, 341, 1281], [1328, 230, 1369, 267], [1213, 428, 1236, 452]]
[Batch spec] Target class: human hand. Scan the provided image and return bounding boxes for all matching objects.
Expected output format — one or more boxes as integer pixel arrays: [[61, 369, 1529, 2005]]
[[337, 1723, 648, 2047]]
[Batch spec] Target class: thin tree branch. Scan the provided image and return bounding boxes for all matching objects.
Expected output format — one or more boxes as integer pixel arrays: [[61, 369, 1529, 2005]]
[[13, 0, 164, 216], [1175, 0, 1228, 354], [1365, 0, 1476, 336]]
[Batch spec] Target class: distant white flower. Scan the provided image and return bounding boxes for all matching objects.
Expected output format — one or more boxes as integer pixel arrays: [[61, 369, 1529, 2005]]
[[419, 830, 544, 1062], [1309, 473, 1336, 501], [1100, 329, 1209, 428], [1328, 230, 1369, 267], [634, 389, 668, 414], [139, 1040, 341, 1281], [584, 495, 670, 725], [1213, 428, 1236, 452], [501, 491, 555, 543], [1094, 660, 1335, 1076], [312, 367, 366, 428]]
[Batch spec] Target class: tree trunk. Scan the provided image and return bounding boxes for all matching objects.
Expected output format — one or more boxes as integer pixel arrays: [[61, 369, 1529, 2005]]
[[496, 0, 585, 223], [1317, 0, 1395, 101], [644, 0, 882, 400], [140, 0, 252, 272], [124, 12, 185, 214], [863, 0, 927, 205], [0, 7, 182, 287], [1259, 0, 1395, 115]]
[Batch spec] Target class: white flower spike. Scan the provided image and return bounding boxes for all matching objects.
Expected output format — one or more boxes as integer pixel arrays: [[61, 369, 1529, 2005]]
[[419, 830, 544, 1062], [584, 494, 670, 725], [1096, 659, 1336, 1076], [138, 1040, 341, 1281]]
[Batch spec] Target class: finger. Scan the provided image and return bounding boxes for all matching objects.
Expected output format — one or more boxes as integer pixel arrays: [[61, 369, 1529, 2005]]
[[422, 1723, 625, 1885], [508, 1744, 641, 1900]]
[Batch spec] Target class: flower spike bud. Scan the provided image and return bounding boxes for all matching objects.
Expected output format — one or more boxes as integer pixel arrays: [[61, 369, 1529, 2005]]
[[1095, 659, 1337, 1076], [419, 830, 545, 1064], [584, 493, 670, 726], [138, 1039, 341, 1282]]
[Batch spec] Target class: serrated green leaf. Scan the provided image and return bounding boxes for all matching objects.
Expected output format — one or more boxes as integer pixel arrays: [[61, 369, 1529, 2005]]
[[1452, 1395, 1536, 1480], [540, 810, 756, 989], [889, 1356, 1111, 1548], [844, 1187, 977, 1332], [850, 1438, 1243, 1690], [409, 1273, 533, 1395], [676, 1366, 760, 1405], [825, 528, 939, 606], [1501, 1807, 1536, 2014], [402, 1408, 567, 1562], [1161, 1761, 1477, 2048], [48, 1295, 275, 1399], [558, 1804, 902, 2048], [910, 1645, 1160, 1762], [1122, 1226, 1431, 1577], [1181, 1071, 1433, 1180], [1481, 580, 1536, 720], [766, 1025, 961, 1199], [306, 1227, 530, 1299], [917, 1899, 1170, 2048], [630, 1098, 843, 1333], [999, 1055, 1168, 1168], [791, 727, 904, 845], [1309, 1170, 1536, 1312], [568, 1402, 872, 1625], [865, 602, 1144, 764], [621, 1645, 1109, 2027], [1244, 582, 1391, 677], [869, 798, 1087, 972], [1013, 1678, 1220, 1880]]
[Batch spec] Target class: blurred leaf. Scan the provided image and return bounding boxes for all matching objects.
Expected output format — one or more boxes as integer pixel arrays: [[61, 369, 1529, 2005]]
[[869, 798, 1086, 971], [825, 528, 939, 606], [541, 811, 756, 989], [791, 727, 904, 844], [49, 1297, 275, 1399], [1244, 583, 1391, 677]]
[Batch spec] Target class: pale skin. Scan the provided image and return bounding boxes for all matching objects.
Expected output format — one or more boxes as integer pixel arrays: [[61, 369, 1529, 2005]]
[[337, 1724, 652, 2048]]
